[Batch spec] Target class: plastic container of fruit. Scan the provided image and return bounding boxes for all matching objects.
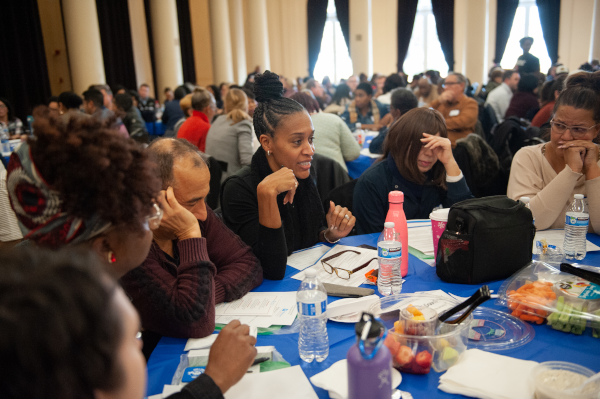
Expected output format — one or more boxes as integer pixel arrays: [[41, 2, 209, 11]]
[[368, 294, 473, 374]]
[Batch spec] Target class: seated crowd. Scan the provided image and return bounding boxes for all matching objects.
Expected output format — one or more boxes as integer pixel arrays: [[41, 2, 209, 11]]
[[1, 51, 600, 398]]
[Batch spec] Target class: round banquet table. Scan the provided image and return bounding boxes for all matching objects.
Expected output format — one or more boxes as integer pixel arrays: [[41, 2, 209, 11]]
[[145, 232, 600, 398]]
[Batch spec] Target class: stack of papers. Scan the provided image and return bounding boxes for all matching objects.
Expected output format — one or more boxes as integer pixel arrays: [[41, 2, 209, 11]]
[[214, 292, 298, 329], [287, 243, 331, 271], [406, 220, 435, 257], [291, 245, 378, 287]]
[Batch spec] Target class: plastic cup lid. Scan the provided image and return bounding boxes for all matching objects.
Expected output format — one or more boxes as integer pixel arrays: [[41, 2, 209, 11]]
[[575, 194, 584, 200], [388, 191, 404, 203], [430, 208, 450, 220], [465, 307, 535, 351], [384, 222, 395, 228]]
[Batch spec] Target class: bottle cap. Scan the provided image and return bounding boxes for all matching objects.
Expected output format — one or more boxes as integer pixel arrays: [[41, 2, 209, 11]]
[[388, 190, 404, 203], [355, 312, 384, 339], [384, 222, 395, 228], [520, 197, 530, 203], [356, 123, 362, 129], [574, 194, 584, 200], [304, 269, 317, 278]]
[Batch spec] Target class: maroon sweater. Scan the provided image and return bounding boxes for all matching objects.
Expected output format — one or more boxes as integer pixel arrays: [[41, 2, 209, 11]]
[[121, 207, 263, 338]]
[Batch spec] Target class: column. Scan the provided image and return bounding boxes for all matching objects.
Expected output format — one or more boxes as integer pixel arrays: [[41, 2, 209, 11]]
[[128, 0, 154, 95], [349, 0, 373, 78], [590, 0, 600, 61], [150, 0, 183, 102], [209, 0, 234, 84], [229, 0, 248, 84], [189, 0, 214, 87], [454, 0, 491, 84], [61, 0, 105, 94], [247, 0, 271, 72]]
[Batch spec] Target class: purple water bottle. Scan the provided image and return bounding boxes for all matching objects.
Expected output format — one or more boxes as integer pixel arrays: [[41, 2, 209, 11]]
[[347, 312, 392, 399]]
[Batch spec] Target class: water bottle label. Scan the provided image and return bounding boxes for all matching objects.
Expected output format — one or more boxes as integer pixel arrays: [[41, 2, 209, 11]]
[[297, 300, 327, 316], [565, 214, 589, 226], [378, 245, 401, 258]]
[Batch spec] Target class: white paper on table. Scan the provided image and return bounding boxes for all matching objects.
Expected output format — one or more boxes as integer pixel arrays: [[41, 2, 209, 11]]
[[413, 289, 468, 303], [371, 291, 464, 318], [162, 385, 182, 396], [327, 295, 380, 318], [407, 219, 433, 228], [407, 225, 435, 256], [184, 328, 258, 351], [360, 147, 381, 159], [224, 365, 318, 399], [291, 245, 378, 287], [533, 229, 600, 252], [215, 292, 282, 316], [215, 315, 257, 325], [215, 293, 297, 328], [148, 394, 163, 399], [287, 243, 332, 271]]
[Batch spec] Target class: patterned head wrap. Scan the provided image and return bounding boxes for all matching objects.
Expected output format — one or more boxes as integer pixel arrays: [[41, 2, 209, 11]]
[[6, 142, 111, 248]]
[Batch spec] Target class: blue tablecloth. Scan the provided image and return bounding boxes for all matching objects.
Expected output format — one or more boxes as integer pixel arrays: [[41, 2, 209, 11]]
[[344, 134, 378, 179], [146, 233, 600, 398], [146, 121, 166, 136]]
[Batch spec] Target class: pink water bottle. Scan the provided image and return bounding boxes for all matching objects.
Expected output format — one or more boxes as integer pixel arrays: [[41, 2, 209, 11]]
[[385, 191, 409, 277]]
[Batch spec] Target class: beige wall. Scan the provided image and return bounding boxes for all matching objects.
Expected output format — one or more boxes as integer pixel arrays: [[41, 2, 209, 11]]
[[371, 0, 397, 75], [189, 0, 215, 87], [37, 0, 72, 95], [559, 0, 595, 72]]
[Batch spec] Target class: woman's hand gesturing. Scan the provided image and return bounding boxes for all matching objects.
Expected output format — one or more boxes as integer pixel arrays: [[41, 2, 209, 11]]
[[325, 201, 356, 241], [257, 167, 298, 205]]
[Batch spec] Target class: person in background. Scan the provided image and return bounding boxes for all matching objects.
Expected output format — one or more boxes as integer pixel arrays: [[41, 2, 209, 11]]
[[323, 83, 352, 115], [82, 89, 128, 138], [206, 89, 254, 182], [507, 71, 600, 231], [207, 84, 224, 110], [138, 83, 158, 123], [219, 83, 230, 101], [174, 93, 193, 137], [220, 71, 355, 280], [425, 70, 441, 85], [243, 87, 258, 117], [121, 138, 262, 344], [409, 74, 423, 91], [281, 76, 296, 98], [346, 75, 359, 94], [91, 84, 114, 110], [47, 96, 60, 117], [359, 73, 369, 83], [340, 82, 389, 131], [505, 74, 539, 120], [322, 75, 335, 97], [354, 108, 472, 234], [161, 86, 187, 137], [377, 74, 406, 106], [369, 89, 419, 154], [0, 161, 22, 249], [0, 247, 258, 399], [114, 93, 149, 144], [113, 84, 127, 95], [290, 92, 360, 172], [164, 87, 174, 103], [532, 74, 567, 128], [178, 88, 216, 152], [414, 77, 439, 107], [516, 37, 540, 74], [485, 70, 520, 122], [374, 74, 386, 98], [129, 89, 141, 108], [58, 91, 88, 122], [0, 98, 23, 138], [306, 79, 329, 110], [485, 69, 504, 95], [429, 72, 478, 146]]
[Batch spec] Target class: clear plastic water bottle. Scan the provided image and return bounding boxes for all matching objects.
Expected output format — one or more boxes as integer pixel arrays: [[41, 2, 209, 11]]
[[520, 196, 535, 225], [353, 122, 364, 145], [297, 269, 329, 363], [564, 194, 589, 260], [377, 222, 402, 296], [1, 127, 9, 153]]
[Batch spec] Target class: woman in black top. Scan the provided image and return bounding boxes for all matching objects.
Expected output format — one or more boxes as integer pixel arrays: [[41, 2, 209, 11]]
[[221, 71, 356, 280]]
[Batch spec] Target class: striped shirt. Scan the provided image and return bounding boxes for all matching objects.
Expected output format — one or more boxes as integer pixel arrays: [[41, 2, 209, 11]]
[[0, 162, 23, 241]]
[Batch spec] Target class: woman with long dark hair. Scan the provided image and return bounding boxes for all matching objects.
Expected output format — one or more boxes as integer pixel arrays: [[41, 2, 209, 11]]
[[0, 97, 23, 138]]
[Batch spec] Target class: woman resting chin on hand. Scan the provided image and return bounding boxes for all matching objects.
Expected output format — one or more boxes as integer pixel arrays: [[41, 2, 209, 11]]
[[353, 108, 473, 235], [221, 71, 355, 280]]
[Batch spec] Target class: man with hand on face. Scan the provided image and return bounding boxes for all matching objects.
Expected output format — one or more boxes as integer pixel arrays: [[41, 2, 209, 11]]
[[430, 72, 479, 146], [120, 138, 262, 354], [485, 70, 520, 122]]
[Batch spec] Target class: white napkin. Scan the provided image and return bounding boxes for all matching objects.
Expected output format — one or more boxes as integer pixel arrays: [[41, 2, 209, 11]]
[[438, 349, 538, 399], [310, 359, 402, 399]]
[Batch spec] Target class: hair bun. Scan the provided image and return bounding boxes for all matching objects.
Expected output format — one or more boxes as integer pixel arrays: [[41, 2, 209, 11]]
[[254, 70, 284, 103], [565, 70, 600, 93]]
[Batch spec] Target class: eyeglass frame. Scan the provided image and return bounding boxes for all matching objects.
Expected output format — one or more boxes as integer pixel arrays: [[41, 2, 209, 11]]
[[146, 203, 164, 230], [320, 249, 378, 280], [550, 119, 600, 139], [442, 81, 462, 88]]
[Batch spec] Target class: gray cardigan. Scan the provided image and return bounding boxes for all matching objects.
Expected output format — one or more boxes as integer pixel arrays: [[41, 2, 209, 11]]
[[205, 116, 254, 182]]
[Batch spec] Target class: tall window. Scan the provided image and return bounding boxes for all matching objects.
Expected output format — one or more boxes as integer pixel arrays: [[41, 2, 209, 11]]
[[313, 0, 353, 84], [403, 0, 447, 78], [500, 0, 551, 73]]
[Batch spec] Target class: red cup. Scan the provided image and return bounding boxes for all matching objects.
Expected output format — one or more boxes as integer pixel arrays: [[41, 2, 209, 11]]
[[430, 209, 450, 257]]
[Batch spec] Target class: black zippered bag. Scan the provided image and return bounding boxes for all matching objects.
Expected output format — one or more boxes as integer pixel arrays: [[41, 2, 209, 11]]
[[435, 196, 535, 284]]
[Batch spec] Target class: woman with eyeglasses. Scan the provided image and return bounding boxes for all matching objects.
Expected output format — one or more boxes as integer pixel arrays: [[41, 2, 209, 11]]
[[508, 71, 600, 231]]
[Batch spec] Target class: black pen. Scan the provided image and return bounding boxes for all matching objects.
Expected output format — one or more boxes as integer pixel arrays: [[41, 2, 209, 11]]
[[251, 357, 270, 366]]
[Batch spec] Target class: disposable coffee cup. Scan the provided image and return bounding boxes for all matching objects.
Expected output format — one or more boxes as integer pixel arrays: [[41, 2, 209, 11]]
[[430, 208, 450, 258]]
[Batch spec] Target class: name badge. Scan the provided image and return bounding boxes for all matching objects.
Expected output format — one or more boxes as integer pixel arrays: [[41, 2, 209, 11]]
[[449, 109, 460, 117]]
